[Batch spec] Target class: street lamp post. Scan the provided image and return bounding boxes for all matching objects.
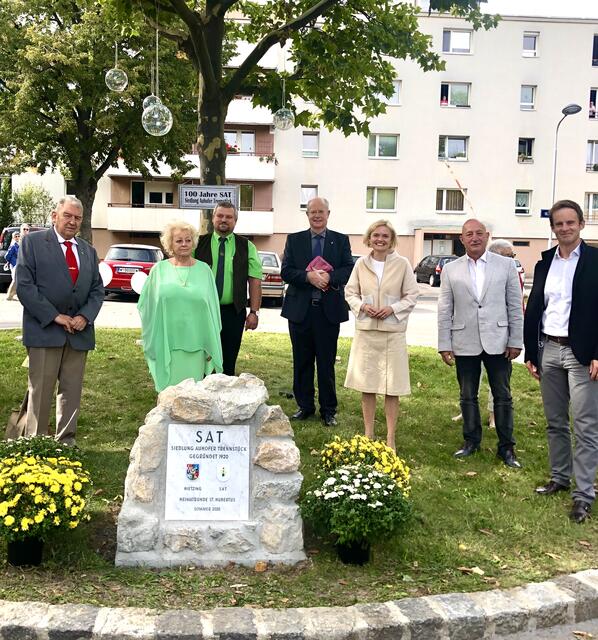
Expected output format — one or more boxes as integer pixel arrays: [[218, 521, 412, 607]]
[[548, 103, 582, 248]]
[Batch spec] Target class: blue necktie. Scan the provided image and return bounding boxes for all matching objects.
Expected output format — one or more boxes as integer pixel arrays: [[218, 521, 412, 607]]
[[313, 234, 323, 258]]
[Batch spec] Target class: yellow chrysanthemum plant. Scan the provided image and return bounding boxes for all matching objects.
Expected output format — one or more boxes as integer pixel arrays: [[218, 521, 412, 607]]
[[320, 435, 411, 498], [0, 436, 92, 542]]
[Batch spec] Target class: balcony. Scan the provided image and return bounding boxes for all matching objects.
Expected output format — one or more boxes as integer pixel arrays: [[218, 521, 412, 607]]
[[106, 204, 274, 235]]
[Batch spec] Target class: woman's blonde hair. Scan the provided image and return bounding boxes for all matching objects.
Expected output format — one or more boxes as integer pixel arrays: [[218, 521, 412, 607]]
[[160, 220, 200, 256], [363, 219, 397, 249]]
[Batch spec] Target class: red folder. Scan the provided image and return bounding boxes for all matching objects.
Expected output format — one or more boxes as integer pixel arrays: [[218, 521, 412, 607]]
[[306, 256, 333, 272]]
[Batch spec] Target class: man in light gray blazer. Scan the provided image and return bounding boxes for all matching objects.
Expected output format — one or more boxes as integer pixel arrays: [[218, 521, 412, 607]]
[[16, 196, 104, 444], [438, 219, 523, 467]]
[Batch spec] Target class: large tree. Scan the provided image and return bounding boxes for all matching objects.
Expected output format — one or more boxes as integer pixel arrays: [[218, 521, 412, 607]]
[[0, 0, 198, 241], [113, 0, 496, 190]]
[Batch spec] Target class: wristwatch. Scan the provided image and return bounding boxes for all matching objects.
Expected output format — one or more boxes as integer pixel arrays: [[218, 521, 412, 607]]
[[249, 310, 259, 317]]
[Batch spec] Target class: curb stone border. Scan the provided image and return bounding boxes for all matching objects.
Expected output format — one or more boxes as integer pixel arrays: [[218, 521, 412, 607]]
[[1, 570, 598, 639]]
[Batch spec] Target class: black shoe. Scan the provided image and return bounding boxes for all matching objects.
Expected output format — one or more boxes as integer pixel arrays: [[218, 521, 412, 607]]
[[454, 442, 480, 458], [535, 480, 570, 496], [291, 408, 315, 420], [499, 449, 522, 469], [322, 414, 337, 427], [570, 500, 592, 524]]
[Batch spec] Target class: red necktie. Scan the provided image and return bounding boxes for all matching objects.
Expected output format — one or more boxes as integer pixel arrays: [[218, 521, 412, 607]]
[[64, 241, 79, 284]]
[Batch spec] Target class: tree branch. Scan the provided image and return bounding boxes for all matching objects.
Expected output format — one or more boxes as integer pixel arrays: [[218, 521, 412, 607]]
[[213, 0, 239, 17], [167, 0, 218, 92], [224, 0, 339, 100], [95, 147, 120, 180]]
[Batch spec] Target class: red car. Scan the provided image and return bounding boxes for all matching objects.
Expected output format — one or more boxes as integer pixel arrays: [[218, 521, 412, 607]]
[[101, 243, 164, 294]]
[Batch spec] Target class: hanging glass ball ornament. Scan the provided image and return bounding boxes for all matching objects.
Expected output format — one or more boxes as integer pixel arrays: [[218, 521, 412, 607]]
[[273, 107, 295, 131], [142, 94, 161, 110], [105, 68, 128, 92], [142, 102, 173, 136]]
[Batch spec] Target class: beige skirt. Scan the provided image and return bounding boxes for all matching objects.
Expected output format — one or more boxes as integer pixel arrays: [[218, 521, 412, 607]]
[[344, 329, 411, 396]]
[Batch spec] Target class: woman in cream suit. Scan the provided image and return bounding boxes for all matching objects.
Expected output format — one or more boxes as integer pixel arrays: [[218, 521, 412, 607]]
[[344, 220, 419, 450]]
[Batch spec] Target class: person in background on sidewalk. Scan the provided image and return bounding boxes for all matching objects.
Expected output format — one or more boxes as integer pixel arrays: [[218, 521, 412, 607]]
[[5, 224, 30, 300], [524, 199, 598, 524], [16, 197, 104, 445], [344, 220, 419, 451], [438, 219, 523, 468], [281, 196, 354, 427], [195, 201, 262, 376]]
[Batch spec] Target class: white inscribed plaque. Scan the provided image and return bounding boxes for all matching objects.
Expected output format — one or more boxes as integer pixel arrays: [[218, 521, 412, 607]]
[[165, 423, 250, 521]]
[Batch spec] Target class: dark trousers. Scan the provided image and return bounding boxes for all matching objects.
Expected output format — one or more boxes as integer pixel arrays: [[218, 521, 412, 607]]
[[220, 304, 246, 376], [455, 352, 515, 456], [288, 303, 340, 416]]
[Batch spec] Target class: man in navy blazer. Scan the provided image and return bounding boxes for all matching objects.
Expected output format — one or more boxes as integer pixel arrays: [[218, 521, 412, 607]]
[[524, 199, 598, 523], [281, 197, 353, 426], [16, 196, 104, 444]]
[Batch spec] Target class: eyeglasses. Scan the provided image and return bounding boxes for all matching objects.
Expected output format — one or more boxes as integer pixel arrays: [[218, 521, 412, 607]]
[[22, 227, 30, 232]]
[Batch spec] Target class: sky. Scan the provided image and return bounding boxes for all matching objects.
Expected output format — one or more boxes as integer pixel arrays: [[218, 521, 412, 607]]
[[482, 0, 598, 19]]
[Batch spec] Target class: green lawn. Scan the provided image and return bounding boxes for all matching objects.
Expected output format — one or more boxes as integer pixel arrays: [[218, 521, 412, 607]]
[[0, 329, 596, 609]]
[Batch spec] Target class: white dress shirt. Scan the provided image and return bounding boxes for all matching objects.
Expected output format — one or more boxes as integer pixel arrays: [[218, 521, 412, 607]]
[[53, 227, 80, 268], [371, 258, 385, 283], [466, 251, 487, 300], [542, 242, 581, 337]]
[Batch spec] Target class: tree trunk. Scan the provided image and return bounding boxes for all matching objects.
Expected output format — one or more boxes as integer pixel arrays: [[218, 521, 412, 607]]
[[198, 95, 228, 228], [72, 175, 98, 245]]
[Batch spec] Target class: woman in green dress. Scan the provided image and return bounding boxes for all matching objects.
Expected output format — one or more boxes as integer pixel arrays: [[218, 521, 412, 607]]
[[138, 221, 223, 392]]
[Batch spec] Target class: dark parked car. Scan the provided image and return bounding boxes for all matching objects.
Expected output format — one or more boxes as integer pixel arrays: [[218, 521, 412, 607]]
[[0, 224, 47, 290], [414, 254, 459, 287]]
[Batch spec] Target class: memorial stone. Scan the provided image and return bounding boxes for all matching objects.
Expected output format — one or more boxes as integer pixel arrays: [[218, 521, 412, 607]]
[[115, 374, 306, 567]]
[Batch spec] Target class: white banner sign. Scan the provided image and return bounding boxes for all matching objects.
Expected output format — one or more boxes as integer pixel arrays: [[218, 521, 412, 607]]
[[165, 423, 250, 521], [178, 185, 239, 210]]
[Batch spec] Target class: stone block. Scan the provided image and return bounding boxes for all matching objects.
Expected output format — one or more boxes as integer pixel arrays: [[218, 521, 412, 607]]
[[93, 607, 158, 640], [253, 476, 303, 503], [218, 528, 257, 553], [137, 424, 167, 472], [256, 405, 294, 437], [508, 581, 574, 629], [156, 609, 206, 640], [46, 603, 99, 639], [171, 391, 213, 423], [468, 588, 529, 635], [200, 374, 268, 424], [117, 510, 159, 552], [429, 593, 485, 640], [260, 506, 304, 553], [253, 608, 306, 640], [163, 528, 208, 553], [211, 607, 257, 640], [0, 601, 48, 639], [553, 574, 598, 622], [393, 597, 446, 640], [129, 473, 155, 503], [301, 606, 357, 639], [353, 602, 409, 640], [253, 441, 300, 473]]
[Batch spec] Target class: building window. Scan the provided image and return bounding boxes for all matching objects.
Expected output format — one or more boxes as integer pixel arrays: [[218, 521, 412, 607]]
[[523, 32, 538, 57], [165, 193, 173, 205], [587, 141, 598, 171], [593, 35, 598, 66], [366, 187, 396, 212], [585, 193, 598, 223], [300, 185, 318, 208], [239, 184, 254, 211], [436, 189, 465, 213], [520, 85, 536, 110], [590, 89, 597, 119], [377, 79, 401, 106], [302, 132, 319, 157], [515, 190, 531, 215], [224, 130, 255, 153], [442, 29, 472, 54], [518, 138, 534, 163], [368, 134, 399, 158], [438, 136, 468, 161], [440, 82, 470, 107]]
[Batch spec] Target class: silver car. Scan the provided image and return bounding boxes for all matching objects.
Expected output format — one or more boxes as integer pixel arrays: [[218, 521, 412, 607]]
[[258, 251, 284, 306]]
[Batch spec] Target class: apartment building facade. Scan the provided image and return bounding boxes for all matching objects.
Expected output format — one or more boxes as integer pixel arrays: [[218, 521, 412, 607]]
[[14, 11, 598, 275]]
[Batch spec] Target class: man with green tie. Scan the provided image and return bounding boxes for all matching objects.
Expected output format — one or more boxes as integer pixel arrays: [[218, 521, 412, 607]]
[[195, 201, 263, 375]]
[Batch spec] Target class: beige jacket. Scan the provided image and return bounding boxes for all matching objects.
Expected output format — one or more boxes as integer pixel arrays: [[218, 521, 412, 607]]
[[345, 251, 419, 332]]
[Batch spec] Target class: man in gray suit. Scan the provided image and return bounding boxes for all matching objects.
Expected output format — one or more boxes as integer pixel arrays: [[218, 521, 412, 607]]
[[16, 196, 104, 444], [438, 219, 524, 467]]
